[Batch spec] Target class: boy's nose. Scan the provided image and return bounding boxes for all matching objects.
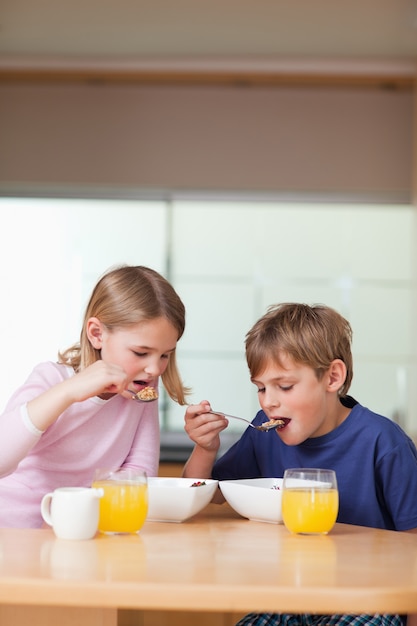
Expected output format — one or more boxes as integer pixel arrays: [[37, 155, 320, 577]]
[[263, 390, 280, 409]]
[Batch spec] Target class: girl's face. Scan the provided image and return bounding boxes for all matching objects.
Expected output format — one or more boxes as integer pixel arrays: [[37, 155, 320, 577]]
[[89, 316, 179, 391], [251, 353, 349, 445]]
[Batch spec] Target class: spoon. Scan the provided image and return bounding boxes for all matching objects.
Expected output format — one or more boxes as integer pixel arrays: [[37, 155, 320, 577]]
[[125, 388, 158, 403], [209, 411, 284, 432]]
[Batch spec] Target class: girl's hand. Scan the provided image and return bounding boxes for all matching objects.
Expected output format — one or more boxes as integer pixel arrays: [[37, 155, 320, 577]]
[[184, 400, 228, 452], [66, 360, 129, 403], [26, 360, 130, 433]]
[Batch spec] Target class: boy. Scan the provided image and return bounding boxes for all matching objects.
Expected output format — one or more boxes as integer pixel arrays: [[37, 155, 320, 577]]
[[183, 303, 417, 626]]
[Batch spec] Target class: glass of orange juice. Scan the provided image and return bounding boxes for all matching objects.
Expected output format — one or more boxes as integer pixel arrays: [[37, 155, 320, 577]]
[[281, 468, 338, 535], [92, 468, 148, 534]]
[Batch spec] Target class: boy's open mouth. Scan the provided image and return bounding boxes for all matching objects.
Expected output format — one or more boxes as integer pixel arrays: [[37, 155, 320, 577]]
[[275, 418, 291, 429]]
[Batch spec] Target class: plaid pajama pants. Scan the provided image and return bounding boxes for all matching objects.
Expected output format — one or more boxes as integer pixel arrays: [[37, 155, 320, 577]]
[[235, 614, 405, 626]]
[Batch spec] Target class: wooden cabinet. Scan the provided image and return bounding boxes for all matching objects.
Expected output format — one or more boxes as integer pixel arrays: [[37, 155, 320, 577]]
[[158, 462, 183, 477]]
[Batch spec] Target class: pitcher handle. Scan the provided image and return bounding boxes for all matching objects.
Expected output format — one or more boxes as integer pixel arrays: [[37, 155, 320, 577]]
[[40, 492, 54, 527]]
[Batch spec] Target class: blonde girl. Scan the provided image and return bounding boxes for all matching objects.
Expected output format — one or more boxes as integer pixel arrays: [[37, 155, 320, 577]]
[[0, 265, 189, 527]]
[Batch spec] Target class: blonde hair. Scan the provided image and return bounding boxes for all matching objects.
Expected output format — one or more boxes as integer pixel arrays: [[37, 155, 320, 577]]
[[58, 265, 190, 404], [245, 303, 353, 397]]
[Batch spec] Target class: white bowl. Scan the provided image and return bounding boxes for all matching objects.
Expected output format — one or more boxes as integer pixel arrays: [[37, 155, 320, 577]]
[[147, 477, 219, 523], [219, 477, 283, 524]]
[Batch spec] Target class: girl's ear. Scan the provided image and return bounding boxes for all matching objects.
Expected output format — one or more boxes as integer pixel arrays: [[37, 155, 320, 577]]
[[86, 317, 104, 349], [327, 359, 347, 393]]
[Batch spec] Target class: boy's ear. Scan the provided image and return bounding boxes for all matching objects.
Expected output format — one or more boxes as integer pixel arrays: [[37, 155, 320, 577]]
[[327, 359, 347, 392], [86, 317, 104, 349]]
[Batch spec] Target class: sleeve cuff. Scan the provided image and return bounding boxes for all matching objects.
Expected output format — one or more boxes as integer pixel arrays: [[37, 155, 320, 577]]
[[20, 404, 45, 436]]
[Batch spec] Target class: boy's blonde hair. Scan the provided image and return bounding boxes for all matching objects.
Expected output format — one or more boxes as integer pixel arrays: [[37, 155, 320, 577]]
[[59, 265, 190, 405], [245, 303, 353, 397]]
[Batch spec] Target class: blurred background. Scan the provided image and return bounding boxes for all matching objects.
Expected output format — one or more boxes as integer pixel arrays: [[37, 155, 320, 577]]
[[1, 1, 417, 458]]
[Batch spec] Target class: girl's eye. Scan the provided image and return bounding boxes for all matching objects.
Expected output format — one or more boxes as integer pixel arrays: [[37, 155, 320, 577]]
[[133, 351, 170, 360], [256, 387, 265, 394], [280, 385, 293, 391]]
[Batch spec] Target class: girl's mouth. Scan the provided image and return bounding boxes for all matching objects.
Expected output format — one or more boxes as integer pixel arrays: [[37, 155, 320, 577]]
[[133, 380, 152, 389]]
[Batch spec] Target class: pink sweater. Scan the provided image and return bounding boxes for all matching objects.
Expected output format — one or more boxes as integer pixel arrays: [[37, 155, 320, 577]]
[[0, 361, 160, 527]]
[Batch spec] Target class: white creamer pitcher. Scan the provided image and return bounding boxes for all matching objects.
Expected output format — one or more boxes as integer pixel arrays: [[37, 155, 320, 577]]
[[41, 487, 104, 540]]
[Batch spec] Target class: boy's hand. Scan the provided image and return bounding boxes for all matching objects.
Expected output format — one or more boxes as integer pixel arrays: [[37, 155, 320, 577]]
[[182, 400, 228, 481], [184, 400, 228, 452]]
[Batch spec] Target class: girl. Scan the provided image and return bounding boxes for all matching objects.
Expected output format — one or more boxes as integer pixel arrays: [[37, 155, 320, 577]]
[[0, 264, 189, 527]]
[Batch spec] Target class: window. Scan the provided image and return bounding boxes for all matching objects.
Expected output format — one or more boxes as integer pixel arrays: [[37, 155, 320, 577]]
[[1, 197, 415, 437]]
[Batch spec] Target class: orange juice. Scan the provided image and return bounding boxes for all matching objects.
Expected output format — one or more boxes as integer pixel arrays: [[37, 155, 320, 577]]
[[282, 488, 339, 534], [92, 480, 148, 534]]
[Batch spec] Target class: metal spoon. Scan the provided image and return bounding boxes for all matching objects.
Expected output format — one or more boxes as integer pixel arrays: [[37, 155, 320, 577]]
[[209, 411, 284, 432], [125, 388, 158, 403]]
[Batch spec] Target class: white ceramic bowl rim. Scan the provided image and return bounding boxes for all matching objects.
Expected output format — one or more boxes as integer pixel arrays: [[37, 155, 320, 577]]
[[219, 477, 283, 524], [146, 477, 219, 523]]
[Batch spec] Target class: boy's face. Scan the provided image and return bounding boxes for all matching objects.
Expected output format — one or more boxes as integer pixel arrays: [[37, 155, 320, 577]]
[[251, 353, 349, 445]]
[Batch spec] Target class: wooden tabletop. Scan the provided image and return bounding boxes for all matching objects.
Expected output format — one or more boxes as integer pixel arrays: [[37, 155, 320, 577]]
[[1, 502, 417, 625]]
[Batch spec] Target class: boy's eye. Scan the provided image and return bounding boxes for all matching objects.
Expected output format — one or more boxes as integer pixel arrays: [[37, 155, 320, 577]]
[[256, 384, 293, 393]]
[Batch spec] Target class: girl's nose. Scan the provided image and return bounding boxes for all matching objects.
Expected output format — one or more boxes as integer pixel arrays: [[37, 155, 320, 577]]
[[144, 360, 164, 377]]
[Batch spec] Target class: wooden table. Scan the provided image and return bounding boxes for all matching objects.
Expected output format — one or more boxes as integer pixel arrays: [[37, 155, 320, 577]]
[[1, 503, 417, 626]]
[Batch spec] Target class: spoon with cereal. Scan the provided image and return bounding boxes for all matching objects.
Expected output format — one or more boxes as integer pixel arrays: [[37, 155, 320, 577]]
[[209, 410, 284, 432], [124, 387, 159, 403]]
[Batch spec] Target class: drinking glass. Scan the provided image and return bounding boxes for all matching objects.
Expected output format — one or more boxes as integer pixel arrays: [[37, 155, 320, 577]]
[[92, 468, 148, 534], [281, 468, 339, 535]]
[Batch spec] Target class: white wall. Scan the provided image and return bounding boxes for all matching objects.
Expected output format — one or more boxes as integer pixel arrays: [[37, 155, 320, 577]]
[[0, 199, 167, 407], [170, 201, 417, 435], [0, 198, 415, 440]]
